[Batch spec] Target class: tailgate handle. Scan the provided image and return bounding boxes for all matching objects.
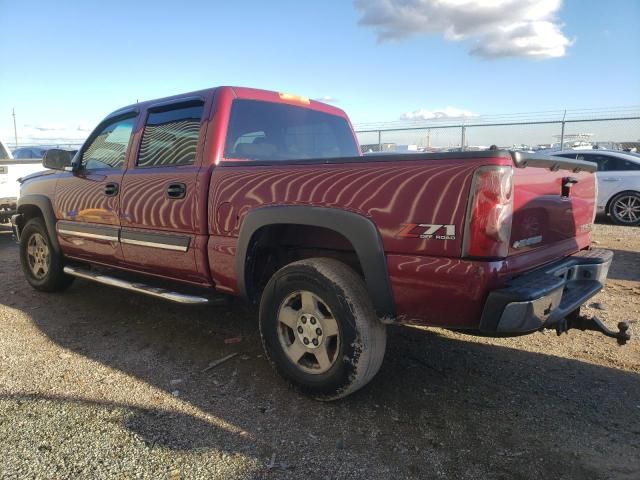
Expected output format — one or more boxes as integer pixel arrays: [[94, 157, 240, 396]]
[[562, 177, 578, 197]]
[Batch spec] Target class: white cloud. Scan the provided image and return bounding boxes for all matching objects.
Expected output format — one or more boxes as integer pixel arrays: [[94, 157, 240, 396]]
[[354, 0, 573, 59], [401, 106, 477, 121]]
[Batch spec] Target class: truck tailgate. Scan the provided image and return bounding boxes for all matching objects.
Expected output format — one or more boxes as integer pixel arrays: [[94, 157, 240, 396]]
[[509, 152, 597, 257]]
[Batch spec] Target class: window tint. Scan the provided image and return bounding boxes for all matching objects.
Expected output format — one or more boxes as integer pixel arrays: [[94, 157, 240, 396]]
[[224, 100, 359, 161], [137, 103, 204, 168], [578, 153, 640, 171], [81, 117, 135, 170]]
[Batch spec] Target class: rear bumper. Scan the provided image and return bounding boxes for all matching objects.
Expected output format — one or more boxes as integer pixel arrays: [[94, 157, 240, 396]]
[[480, 249, 612, 334]]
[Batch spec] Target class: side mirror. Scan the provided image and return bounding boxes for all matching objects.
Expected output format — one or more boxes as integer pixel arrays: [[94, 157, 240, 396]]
[[42, 149, 72, 171]]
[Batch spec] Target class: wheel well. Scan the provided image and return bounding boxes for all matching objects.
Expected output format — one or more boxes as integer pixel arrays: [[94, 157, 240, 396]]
[[16, 204, 43, 231], [245, 224, 363, 302], [605, 190, 640, 214]]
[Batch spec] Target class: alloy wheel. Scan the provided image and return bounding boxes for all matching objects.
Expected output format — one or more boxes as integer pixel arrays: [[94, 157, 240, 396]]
[[277, 290, 340, 374], [27, 232, 50, 279], [612, 194, 640, 224]]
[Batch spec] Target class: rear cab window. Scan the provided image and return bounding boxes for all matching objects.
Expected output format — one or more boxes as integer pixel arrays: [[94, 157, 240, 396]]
[[224, 100, 358, 161]]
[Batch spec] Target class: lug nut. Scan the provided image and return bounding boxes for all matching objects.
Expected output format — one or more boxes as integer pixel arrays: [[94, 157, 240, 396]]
[[316, 328, 322, 336], [301, 317, 307, 324], [312, 338, 319, 346], [310, 318, 316, 325], [303, 338, 309, 345], [298, 326, 304, 333]]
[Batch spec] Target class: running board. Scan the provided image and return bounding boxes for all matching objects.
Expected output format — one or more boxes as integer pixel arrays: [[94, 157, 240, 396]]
[[63, 266, 214, 305]]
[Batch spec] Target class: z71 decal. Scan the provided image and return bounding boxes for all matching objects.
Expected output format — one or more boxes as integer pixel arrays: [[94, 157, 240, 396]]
[[397, 223, 456, 240]]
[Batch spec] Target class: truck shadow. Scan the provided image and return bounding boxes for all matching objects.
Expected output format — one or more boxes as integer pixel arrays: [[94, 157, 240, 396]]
[[606, 248, 640, 281], [1, 227, 638, 477]]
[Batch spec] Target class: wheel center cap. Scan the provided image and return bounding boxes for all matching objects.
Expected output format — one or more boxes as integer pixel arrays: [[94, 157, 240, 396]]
[[295, 314, 323, 349]]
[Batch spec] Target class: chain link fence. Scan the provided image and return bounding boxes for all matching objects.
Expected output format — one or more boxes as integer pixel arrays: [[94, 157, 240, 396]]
[[356, 111, 640, 152]]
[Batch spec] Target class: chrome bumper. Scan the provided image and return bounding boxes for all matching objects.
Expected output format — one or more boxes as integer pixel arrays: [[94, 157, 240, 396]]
[[480, 249, 613, 334]]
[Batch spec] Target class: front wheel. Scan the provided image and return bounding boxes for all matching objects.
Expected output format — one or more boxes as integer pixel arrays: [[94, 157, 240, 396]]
[[19, 217, 74, 292], [608, 192, 640, 226], [259, 258, 386, 400]]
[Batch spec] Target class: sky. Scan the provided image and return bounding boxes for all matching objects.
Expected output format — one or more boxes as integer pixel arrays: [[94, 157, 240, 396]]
[[0, 0, 639, 146]]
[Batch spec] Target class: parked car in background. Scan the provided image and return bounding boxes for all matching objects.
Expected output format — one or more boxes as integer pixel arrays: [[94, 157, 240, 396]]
[[552, 150, 640, 226], [1, 144, 50, 223], [12, 146, 49, 159], [1, 138, 16, 223]]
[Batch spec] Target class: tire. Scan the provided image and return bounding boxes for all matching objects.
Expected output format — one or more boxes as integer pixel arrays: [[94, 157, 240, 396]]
[[19, 217, 74, 292], [608, 191, 640, 226], [259, 257, 386, 400]]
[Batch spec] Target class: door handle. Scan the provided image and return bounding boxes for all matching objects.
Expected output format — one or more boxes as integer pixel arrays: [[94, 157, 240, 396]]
[[166, 182, 186, 199], [104, 182, 119, 197], [602, 177, 620, 182]]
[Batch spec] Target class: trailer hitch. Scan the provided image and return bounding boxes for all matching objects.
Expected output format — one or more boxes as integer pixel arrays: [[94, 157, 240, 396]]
[[551, 311, 631, 345]]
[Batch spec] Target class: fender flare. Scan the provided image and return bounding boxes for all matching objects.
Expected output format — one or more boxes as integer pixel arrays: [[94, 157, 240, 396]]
[[17, 194, 61, 252], [235, 206, 396, 319]]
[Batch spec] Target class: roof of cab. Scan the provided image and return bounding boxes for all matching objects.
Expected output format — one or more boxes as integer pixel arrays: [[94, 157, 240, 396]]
[[104, 86, 348, 122]]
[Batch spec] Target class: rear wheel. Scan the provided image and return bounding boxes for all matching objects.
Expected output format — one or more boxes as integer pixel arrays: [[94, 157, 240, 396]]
[[608, 192, 640, 226], [259, 258, 386, 400], [19, 218, 74, 292]]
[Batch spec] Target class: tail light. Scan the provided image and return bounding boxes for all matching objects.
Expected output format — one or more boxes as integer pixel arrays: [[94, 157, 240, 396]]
[[462, 165, 514, 258], [592, 174, 598, 225]]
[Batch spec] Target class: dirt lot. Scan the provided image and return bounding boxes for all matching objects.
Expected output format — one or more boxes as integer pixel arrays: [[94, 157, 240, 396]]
[[0, 221, 638, 480]]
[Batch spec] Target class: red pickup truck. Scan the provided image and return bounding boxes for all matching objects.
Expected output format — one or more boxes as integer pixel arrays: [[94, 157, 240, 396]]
[[12, 86, 630, 400]]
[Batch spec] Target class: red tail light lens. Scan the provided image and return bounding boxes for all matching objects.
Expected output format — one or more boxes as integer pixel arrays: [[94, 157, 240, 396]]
[[462, 165, 513, 258]]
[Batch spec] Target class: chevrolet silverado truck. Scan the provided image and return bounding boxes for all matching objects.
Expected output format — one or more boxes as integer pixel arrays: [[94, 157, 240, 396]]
[[11, 87, 631, 400]]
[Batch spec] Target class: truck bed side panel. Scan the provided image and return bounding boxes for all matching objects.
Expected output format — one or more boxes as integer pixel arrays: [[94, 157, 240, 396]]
[[207, 158, 498, 293]]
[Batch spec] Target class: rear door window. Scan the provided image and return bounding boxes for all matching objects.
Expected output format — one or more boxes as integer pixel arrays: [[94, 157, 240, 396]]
[[136, 103, 204, 168], [224, 99, 358, 161]]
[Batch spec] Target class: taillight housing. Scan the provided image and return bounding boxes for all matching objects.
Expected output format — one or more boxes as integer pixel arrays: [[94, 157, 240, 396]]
[[462, 165, 514, 259]]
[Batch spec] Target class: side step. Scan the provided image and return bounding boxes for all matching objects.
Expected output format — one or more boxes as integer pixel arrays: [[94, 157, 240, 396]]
[[63, 266, 215, 305]]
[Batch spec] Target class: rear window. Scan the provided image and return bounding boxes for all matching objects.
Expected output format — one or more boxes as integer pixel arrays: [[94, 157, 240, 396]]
[[224, 100, 358, 161]]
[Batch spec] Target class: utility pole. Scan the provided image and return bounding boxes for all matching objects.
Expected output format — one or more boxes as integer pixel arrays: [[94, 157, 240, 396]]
[[12, 108, 18, 146], [559, 109, 566, 149]]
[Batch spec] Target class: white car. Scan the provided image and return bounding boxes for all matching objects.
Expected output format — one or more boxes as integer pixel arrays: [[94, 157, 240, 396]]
[[554, 150, 640, 226]]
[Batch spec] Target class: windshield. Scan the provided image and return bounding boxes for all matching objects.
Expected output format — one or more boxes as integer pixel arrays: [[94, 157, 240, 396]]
[[224, 99, 359, 161]]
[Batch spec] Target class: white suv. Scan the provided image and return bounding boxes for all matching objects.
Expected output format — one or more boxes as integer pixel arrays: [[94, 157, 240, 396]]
[[555, 150, 640, 226]]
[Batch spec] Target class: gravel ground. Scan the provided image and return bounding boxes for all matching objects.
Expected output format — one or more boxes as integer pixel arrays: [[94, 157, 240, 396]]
[[0, 220, 638, 479]]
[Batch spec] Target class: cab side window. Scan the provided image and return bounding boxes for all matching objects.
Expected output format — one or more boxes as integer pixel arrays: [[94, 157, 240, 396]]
[[81, 117, 136, 170], [136, 103, 204, 168]]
